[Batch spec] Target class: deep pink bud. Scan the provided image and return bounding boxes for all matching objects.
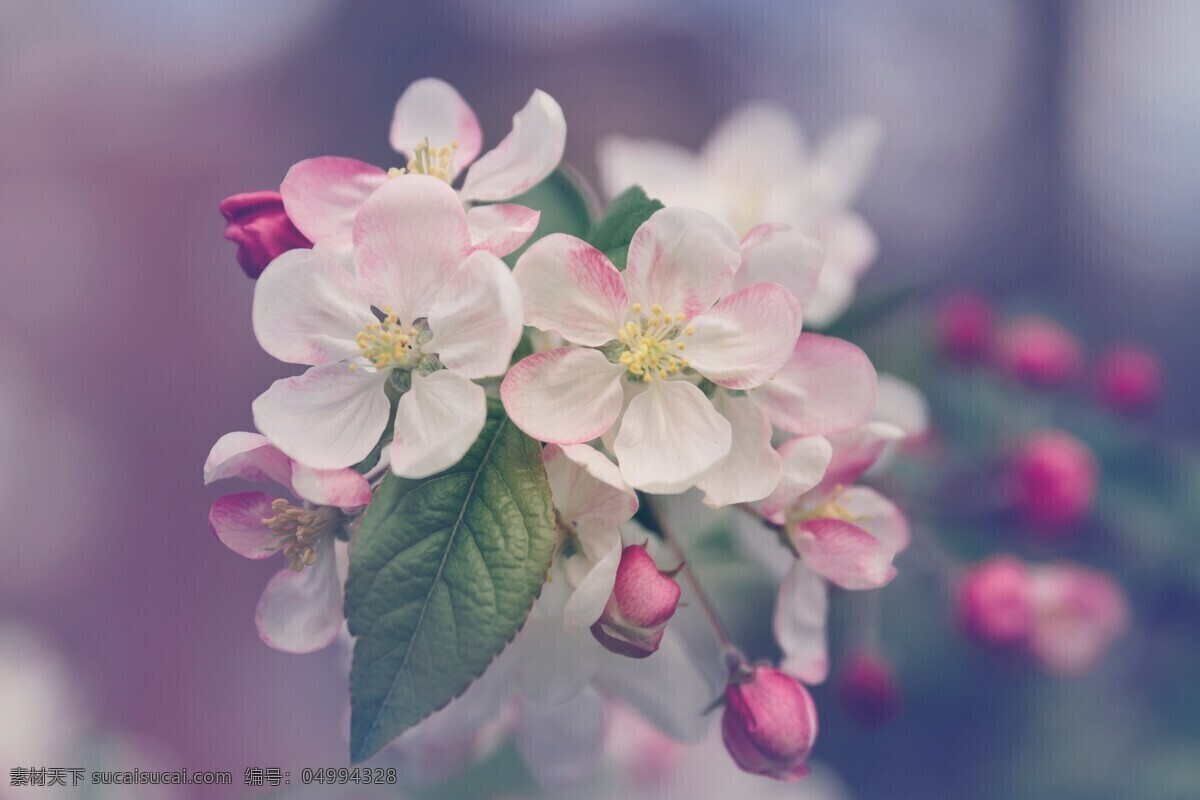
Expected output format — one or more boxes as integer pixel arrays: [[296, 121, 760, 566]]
[[590, 545, 681, 659], [936, 292, 994, 362], [835, 651, 902, 727], [219, 191, 312, 278], [995, 315, 1084, 387], [1008, 430, 1097, 533], [957, 555, 1034, 652], [1094, 344, 1162, 414], [721, 666, 818, 782], [1028, 563, 1129, 676]]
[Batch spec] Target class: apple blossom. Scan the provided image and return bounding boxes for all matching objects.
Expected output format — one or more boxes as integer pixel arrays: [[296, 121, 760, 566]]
[[935, 291, 995, 363], [598, 102, 883, 326], [995, 314, 1084, 387], [1095, 343, 1162, 414], [834, 651, 902, 727], [1027, 562, 1130, 677], [502, 206, 803, 494], [721, 665, 819, 782], [280, 77, 565, 257], [1007, 430, 1097, 534], [204, 431, 371, 652], [591, 544, 682, 658], [219, 190, 312, 278], [250, 175, 523, 478]]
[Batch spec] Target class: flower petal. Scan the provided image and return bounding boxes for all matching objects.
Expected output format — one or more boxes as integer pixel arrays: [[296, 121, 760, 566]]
[[252, 363, 391, 470], [702, 101, 809, 181], [623, 207, 740, 318], [208, 492, 278, 559], [388, 370, 486, 479], [289, 464, 372, 510], [426, 250, 524, 379], [519, 578, 601, 703], [761, 436, 834, 523], [695, 393, 782, 508], [465, 203, 540, 257], [562, 523, 623, 631], [389, 78, 483, 177], [280, 156, 387, 242], [839, 486, 910, 554], [596, 136, 723, 216], [735, 223, 824, 314], [817, 212, 878, 279], [815, 421, 906, 499], [252, 246, 373, 366], [803, 266, 857, 329], [352, 174, 471, 325], [515, 689, 606, 790], [755, 333, 877, 436], [203, 431, 292, 489], [501, 348, 625, 444], [774, 562, 830, 684], [793, 516, 898, 591], [513, 234, 629, 347], [255, 537, 343, 653], [810, 117, 884, 213], [684, 282, 801, 389], [614, 379, 732, 494], [543, 444, 637, 527], [459, 89, 566, 202]]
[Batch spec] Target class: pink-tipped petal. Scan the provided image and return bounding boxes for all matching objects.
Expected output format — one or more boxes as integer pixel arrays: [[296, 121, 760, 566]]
[[514, 234, 629, 347], [735, 224, 824, 313], [466, 203, 540, 257], [793, 515, 899, 591], [289, 464, 372, 510], [208, 492, 279, 560], [352, 175, 471, 326], [760, 436, 834, 524], [426, 250, 524, 379], [774, 562, 830, 684], [684, 282, 801, 389], [544, 444, 638, 527], [459, 89, 566, 202], [1028, 563, 1130, 677], [252, 363, 391, 471], [623, 208, 740, 318], [614, 379, 732, 494], [756, 333, 877, 436], [280, 156, 387, 243], [252, 247, 374, 366], [389, 78, 483, 176], [838, 486, 911, 553], [390, 370, 487, 479], [501, 348, 626, 444], [203, 431, 292, 489], [815, 422, 907, 500], [695, 393, 782, 508], [255, 538, 343, 654]]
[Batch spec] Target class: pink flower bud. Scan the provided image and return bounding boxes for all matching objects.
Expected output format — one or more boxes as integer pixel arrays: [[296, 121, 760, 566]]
[[957, 555, 1034, 652], [936, 292, 994, 362], [1028, 563, 1129, 676], [835, 651, 902, 727], [590, 545, 681, 659], [1008, 431, 1097, 533], [219, 191, 312, 278], [1094, 344, 1162, 414], [995, 315, 1084, 387], [721, 666, 818, 782]]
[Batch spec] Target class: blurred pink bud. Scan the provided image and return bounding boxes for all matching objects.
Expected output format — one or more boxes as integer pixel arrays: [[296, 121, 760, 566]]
[[590, 545, 681, 659], [995, 315, 1084, 387], [721, 666, 818, 782], [1028, 563, 1129, 676], [957, 555, 1034, 652], [1094, 344, 1162, 414], [835, 651, 902, 727], [1008, 431, 1097, 533], [219, 191, 312, 278], [935, 292, 994, 362]]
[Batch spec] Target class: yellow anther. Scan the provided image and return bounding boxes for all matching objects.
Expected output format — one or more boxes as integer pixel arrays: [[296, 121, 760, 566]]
[[631, 303, 642, 314], [356, 312, 421, 370], [651, 304, 663, 315], [405, 137, 459, 183], [684, 326, 695, 336], [615, 303, 697, 382], [261, 500, 340, 572]]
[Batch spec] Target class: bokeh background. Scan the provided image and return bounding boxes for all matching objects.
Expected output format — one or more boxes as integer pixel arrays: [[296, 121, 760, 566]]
[[2, 1, 1198, 798]]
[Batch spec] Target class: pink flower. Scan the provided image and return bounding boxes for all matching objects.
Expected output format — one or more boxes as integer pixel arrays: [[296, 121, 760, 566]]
[[1095, 344, 1162, 414], [935, 291, 994, 363], [995, 315, 1084, 387], [1008, 430, 1097, 533], [219, 190, 312, 278], [501, 206, 802, 494], [956, 555, 1034, 653], [280, 78, 565, 258], [590, 544, 682, 659], [721, 666, 818, 782], [250, 176, 523, 478], [834, 651, 902, 728], [1027, 563, 1129, 677], [204, 432, 371, 653]]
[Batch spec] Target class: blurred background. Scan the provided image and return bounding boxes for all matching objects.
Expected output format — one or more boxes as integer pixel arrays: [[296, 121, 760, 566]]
[[2, 1, 1198, 798]]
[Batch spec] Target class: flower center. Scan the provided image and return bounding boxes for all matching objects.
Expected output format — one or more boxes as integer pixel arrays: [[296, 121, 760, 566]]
[[354, 308, 423, 371], [789, 485, 858, 527], [261, 499, 341, 572], [387, 137, 459, 183], [616, 303, 693, 383]]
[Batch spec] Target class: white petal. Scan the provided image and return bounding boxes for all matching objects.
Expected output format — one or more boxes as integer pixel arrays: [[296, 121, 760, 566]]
[[735, 223, 825, 314], [811, 117, 884, 212], [513, 234, 629, 347], [543, 443, 637, 527], [515, 689, 606, 790], [683, 282, 801, 389], [817, 211, 878, 279], [255, 537, 343, 653], [203, 431, 292, 488], [774, 562, 829, 685], [426, 250, 524, 379], [459, 90, 567, 202], [252, 363, 391, 470], [695, 393, 781, 508], [761, 436, 834, 523], [390, 370, 486, 479], [389, 78, 483, 177], [561, 524, 623, 631], [465, 203, 540, 257], [624, 207, 740, 318], [595, 135, 721, 215], [872, 373, 929, 439], [501, 348, 626, 444], [519, 579, 600, 703], [702, 101, 809, 180], [279, 156, 387, 242], [252, 247, 373, 366], [803, 265, 857, 328], [614, 379, 732, 494]]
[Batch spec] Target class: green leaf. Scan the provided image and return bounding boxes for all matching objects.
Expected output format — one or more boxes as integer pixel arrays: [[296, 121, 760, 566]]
[[586, 186, 663, 269], [345, 396, 556, 762], [499, 169, 593, 267]]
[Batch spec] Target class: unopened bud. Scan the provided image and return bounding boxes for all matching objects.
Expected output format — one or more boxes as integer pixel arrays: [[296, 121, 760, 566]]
[[721, 666, 818, 782], [835, 651, 902, 727], [590, 545, 681, 659], [1095, 344, 1161, 414], [1008, 430, 1097, 533], [219, 191, 311, 278], [957, 555, 1034, 652], [936, 292, 994, 363], [995, 315, 1083, 387]]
